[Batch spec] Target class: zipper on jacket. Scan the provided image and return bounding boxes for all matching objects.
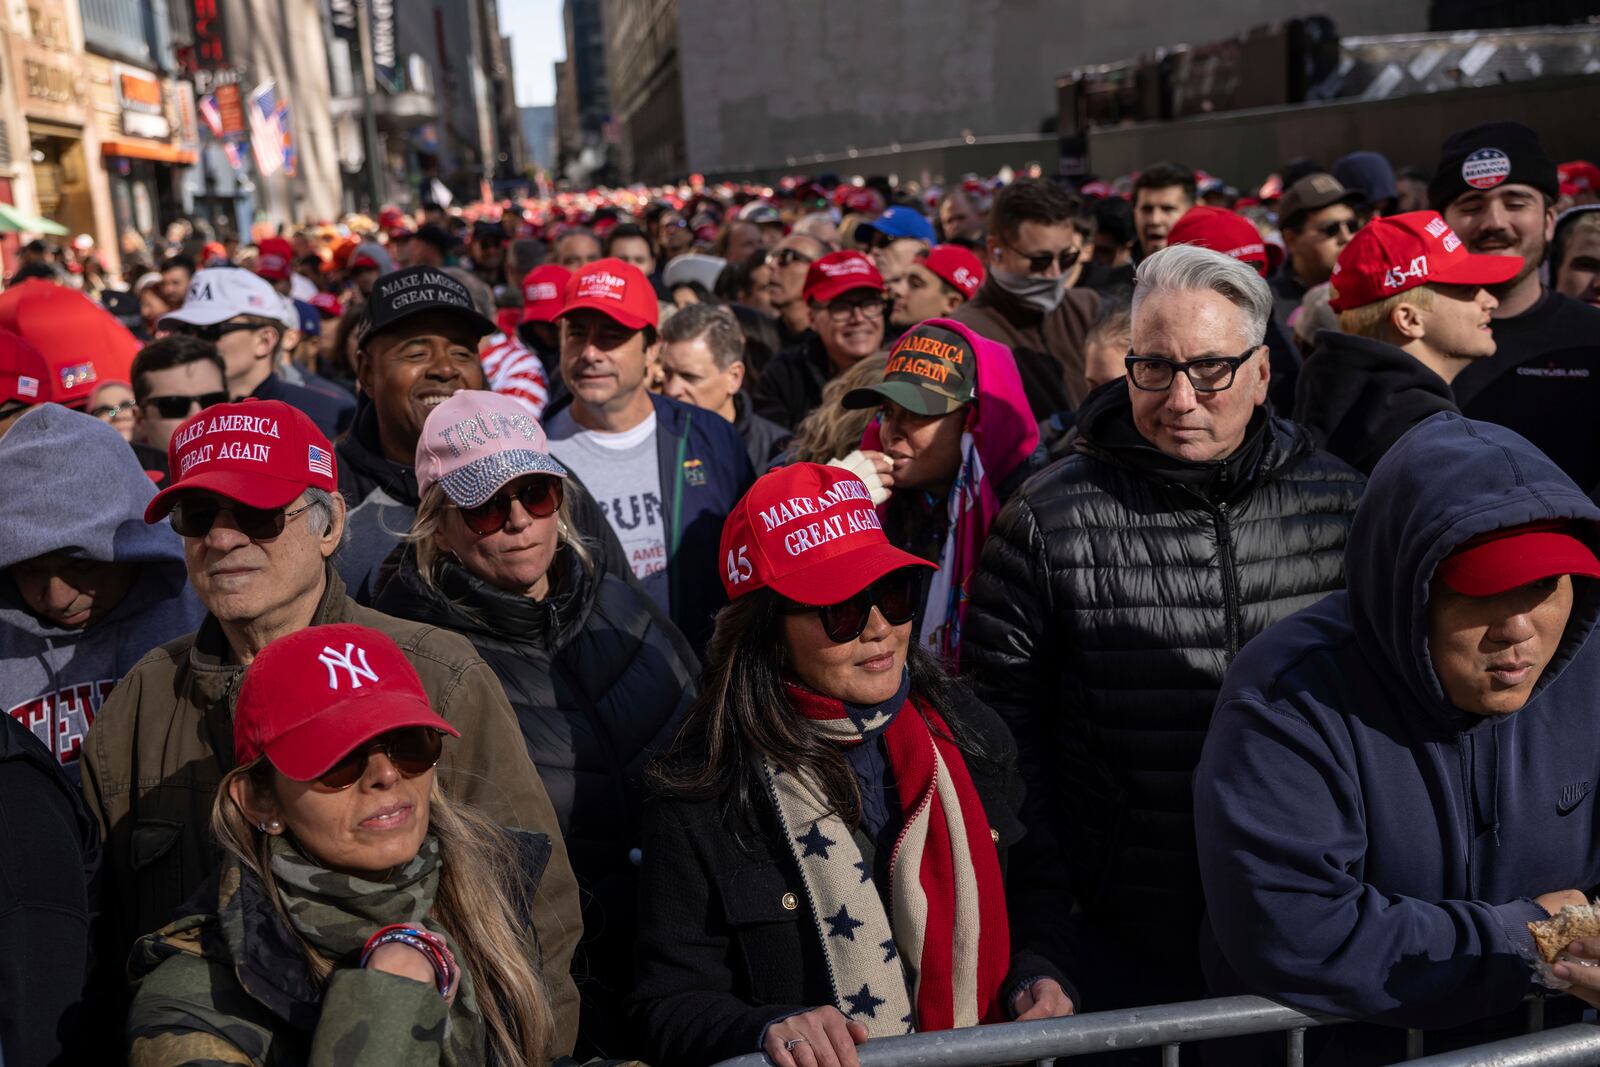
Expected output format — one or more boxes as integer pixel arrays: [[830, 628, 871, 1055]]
[[1213, 503, 1241, 655]]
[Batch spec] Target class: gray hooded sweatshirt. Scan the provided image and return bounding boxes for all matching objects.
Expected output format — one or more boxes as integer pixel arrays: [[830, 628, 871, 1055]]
[[0, 405, 205, 780]]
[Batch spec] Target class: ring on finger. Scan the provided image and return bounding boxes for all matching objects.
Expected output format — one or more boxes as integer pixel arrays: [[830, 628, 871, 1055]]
[[785, 1037, 809, 1052]]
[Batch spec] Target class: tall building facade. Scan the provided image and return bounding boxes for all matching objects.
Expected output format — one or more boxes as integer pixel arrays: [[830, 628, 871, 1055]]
[[554, 0, 613, 186]]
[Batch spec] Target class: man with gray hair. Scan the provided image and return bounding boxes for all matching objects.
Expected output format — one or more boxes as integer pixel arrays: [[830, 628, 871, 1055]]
[[81, 397, 585, 1049], [659, 303, 791, 469], [963, 243, 1364, 1014]]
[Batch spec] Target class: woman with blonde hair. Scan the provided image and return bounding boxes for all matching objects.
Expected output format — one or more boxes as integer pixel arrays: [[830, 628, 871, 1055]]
[[375, 389, 696, 1059], [126, 622, 555, 1066]]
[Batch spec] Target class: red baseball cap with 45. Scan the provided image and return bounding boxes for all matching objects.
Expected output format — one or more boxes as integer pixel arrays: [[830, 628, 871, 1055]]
[[803, 251, 885, 305], [720, 462, 934, 605], [559, 258, 658, 331], [234, 623, 459, 780], [1329, 210, 1522, 313], [145, 398, 339, 523]]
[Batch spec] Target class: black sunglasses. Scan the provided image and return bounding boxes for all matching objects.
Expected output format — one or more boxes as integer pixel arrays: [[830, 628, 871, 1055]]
[[770, 247, 815, 269], [169, 321, 264, 343], [1009, 244, 1082, 274], [143, 391, 229, 419], [786, 567, 922, 643], [169, 497, 315, 540], [313, 727, 443, 791], [1318, 218, 1360, 239], [454, 476, 564, 535]]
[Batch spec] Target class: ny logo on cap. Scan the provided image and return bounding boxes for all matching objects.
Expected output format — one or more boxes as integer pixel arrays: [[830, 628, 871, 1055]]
[[318, 643, 379, 690]]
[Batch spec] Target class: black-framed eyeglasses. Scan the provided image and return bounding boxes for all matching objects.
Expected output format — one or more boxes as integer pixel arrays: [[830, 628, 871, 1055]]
[[91, 399, 137, 421], [312, 727, 443, 791], [821, 296, 887, 323], [1125, 346, 1260, 392], [1007, 244, 1082, 275], [784, 567, 922, 643], [143, 391, 229, 419], [168, 320, 263, 343], [1318, 218, 1359, 240], [770, 247, 815, 269], [453, 476, 564, 535], [169, 497, 316, 540]]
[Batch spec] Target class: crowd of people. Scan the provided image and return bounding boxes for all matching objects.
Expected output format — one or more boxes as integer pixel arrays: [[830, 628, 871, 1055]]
[[0, 117, 1598, 1067]]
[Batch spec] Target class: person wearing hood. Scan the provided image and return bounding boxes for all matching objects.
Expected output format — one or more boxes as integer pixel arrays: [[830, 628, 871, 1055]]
[[0, 404, 205, 782], [374, 390, 697, 1059], [951, 178, 1100, 420], [841, 318, 1041, 669], [1333, 150, 1400, 219], [1195, 413, 1600, 1064], [1294, 211, 1518, 475], [962, 243, 1364, 1013], [335, 266, 624, 604]]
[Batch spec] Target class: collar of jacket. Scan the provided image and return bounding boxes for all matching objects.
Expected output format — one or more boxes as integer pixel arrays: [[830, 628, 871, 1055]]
[[340, 399, 422, 507], [1072, 378, 1306, 504], [399, 542, 593, 650]]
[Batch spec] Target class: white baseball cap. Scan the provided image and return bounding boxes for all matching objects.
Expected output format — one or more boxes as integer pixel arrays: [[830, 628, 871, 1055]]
[[160, 267, 285, 328]]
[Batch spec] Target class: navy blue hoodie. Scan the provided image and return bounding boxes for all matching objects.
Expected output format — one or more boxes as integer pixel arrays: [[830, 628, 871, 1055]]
[[1195, 413, 1600, 1039]]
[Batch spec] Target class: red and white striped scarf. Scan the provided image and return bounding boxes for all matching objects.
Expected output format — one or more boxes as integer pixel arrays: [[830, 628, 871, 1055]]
[[763, 680, 1010, 1036]]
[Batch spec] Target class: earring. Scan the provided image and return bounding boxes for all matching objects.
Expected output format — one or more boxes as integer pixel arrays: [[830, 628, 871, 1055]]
[[258, 819, 282, 834]]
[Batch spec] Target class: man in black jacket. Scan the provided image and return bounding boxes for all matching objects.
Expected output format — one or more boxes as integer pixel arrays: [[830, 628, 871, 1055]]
[[963, 243, 1364, 1017], [1294, 210, 1517, 474], [1435, 121, 1600, 496]]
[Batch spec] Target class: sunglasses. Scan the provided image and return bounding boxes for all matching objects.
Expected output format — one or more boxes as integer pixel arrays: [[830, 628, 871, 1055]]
[[170, 321, 264, 343], [771, 247, 815, 269], [454, 476, 564, 535], [169, 497, 315, 540], [1008, 244, 1082, 274], [786, 567, 922, 643], [313, 727, 443, 791], [144, 391, 229, 419], [1318, 218, 1360, 239]]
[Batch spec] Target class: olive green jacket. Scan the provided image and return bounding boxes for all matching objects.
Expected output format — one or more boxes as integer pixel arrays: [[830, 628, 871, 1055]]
[[83, 564, 582, 1052]]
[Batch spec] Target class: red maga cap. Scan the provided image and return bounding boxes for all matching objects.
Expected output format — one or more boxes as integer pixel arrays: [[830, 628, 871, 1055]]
[[145, 398, 338, 523], [803, 251, 885, 305], [1329, 210, 1522, 312], [521, 264, 572, 325], [254, 237, 294, 281], [234, 623, 459, 780], [1168, 206, 1283, 278], [918, 245, 985, 300], [1436, 521, 1600, 597], [719, 462, 934, 605], [558, 258, 658, 330]]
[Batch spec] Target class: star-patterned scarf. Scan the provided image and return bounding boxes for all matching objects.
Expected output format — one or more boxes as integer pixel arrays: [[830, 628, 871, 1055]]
[[764, 675, 1011, 1036]]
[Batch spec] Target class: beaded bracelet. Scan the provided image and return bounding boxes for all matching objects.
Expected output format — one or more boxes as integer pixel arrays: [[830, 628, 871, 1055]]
[[359, 923, 458, 998]]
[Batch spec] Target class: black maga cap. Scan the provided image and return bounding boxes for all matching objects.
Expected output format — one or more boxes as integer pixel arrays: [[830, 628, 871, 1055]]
[[358, 266, 498, 346], [1429, 121, 1559, 211]]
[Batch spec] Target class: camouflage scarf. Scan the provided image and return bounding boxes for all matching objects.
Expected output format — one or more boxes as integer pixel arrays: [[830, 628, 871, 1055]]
[[268, 833, 485, 1065]]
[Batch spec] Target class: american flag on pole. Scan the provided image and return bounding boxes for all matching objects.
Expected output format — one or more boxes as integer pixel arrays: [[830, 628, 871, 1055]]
[[198, 93, 223, 139], [307, 444, 333, 478], [249, 82, 289, 176]]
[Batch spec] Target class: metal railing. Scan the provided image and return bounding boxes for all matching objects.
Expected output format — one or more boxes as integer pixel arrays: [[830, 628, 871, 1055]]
[[710, 995, 1345, 1067], [1390, 1024, 1600, 1067]]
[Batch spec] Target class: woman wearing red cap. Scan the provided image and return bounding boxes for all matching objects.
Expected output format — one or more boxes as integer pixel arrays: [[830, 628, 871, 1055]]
[[631, 463, 1076, 1067], [124, 623, 556, 1066]]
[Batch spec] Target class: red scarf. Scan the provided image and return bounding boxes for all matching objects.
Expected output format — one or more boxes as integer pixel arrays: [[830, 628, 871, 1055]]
[[773, 681, 1011, 1032]]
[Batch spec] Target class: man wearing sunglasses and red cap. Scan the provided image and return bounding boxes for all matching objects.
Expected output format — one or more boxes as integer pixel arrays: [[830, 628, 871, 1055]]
[[81, 397, 583, 1050], [1195, 412, 1600, 1062]]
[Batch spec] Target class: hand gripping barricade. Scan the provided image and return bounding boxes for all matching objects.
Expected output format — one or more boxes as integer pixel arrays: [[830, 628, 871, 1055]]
[[707, 995, 1600, 1067]]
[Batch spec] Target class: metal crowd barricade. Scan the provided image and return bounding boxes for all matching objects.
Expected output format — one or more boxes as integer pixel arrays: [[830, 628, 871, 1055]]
[[1386, 1024, 1600, 1066], [708, 995, 1347, 1067]]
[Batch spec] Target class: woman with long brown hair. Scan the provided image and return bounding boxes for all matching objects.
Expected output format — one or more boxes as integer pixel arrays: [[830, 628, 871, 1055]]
[[630, 463, 1077, 1067], [125, 623, 555, 1066]]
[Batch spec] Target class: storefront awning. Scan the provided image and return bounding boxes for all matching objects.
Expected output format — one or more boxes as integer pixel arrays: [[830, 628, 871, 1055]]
[[101, 139, 197, 166], [0, 202, 68, 235]]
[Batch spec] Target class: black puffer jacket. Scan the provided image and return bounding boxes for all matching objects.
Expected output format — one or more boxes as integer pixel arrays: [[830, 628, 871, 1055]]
[[962, 383, 1363, 1000], [374, 543, 698, 1059]]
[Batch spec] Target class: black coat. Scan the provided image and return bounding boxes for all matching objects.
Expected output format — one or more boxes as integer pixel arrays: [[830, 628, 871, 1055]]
[[629, 686, 1074, 1067], [733, 393, 793, 472], [961, 383, 1364, 1004], [374, 544, 697, 1058], [1293, 329, 1459, 475], [751, 333, 830, 431]]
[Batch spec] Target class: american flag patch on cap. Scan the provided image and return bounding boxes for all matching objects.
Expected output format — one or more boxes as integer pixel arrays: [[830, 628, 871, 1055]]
[[307, 444, 333, 478]]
